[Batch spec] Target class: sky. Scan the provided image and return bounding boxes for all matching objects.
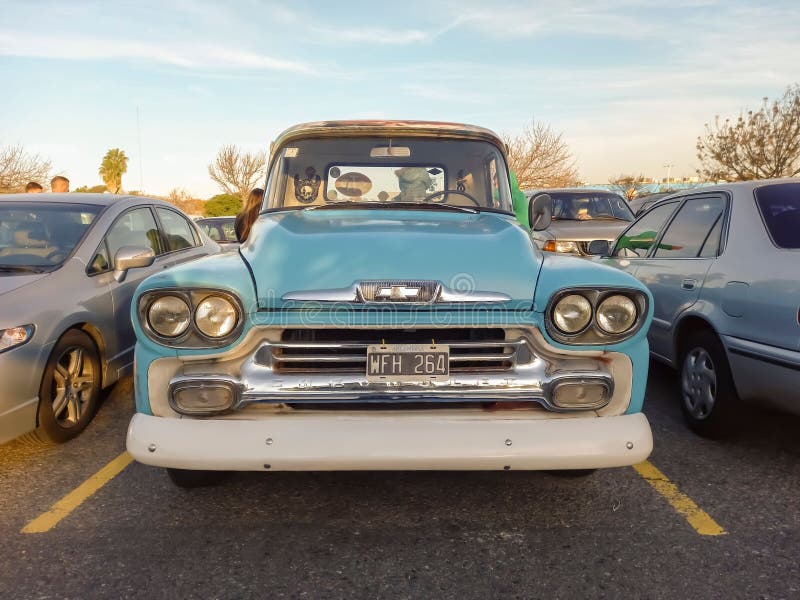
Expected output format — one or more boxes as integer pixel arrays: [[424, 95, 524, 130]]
[[1, 0, 798, 197]]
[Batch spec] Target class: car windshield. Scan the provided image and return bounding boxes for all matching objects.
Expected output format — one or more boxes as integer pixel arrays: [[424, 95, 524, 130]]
[[197, 218, 237, 243], [264, 137, 513, 213], [0, 202, 102, 270], [549, 192, 634, 222]]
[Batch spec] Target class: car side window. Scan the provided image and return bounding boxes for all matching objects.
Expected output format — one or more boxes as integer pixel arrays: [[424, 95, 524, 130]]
[[612, 202, 678, 258], [87, 240, 111, 275], [156, 208, 198, 253], [653, 196, 725, 259], [104, 207, 161, 262]]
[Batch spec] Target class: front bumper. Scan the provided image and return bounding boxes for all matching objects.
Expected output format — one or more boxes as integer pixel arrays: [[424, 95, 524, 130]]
[[127, 411, 652, 471]]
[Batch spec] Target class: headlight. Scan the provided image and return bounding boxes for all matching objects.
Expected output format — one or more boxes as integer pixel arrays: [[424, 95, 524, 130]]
[[0, 325, 34, 354], [596, 295, 638, 334], [543, 240, 580, 254], [194, 296, 238, 338], [552, 294, 592, 333], [546, 288, 648, 345], [148, 296, 191, 337]]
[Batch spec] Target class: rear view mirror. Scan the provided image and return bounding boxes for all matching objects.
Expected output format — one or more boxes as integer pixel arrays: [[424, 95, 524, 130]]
[[586, 240, 611, 256], [113, 246, 156, 282], [529, 194, 553, 231]]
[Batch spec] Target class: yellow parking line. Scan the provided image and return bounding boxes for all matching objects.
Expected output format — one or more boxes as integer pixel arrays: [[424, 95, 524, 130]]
[[633, 460, 726, 536], [21, 451, 133, 534]]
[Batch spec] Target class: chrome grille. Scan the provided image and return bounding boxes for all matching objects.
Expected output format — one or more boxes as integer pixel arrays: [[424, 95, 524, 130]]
[[357, 280, 439, 303], [264, 328, 520, 374]]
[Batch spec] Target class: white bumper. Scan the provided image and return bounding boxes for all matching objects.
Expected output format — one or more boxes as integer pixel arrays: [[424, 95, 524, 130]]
[[127, 411, 652, 471]]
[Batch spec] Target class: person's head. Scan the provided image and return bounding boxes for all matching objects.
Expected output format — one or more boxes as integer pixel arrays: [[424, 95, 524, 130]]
[[395, 167, 432, 202], [239, 188, 265, 243], [51, 176, 70, 193], [25, 181, 43, 193]]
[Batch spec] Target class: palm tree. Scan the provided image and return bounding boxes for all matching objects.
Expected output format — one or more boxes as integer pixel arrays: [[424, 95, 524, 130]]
[[98, 148, 129, 193]]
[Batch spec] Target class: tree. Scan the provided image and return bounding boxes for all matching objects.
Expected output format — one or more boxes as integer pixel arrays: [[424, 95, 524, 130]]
[[98, 148, 129, 193], [204, 193, 242, 217], [208, 145, 267, 201], [0, 144, 51, 193], [163, 188, 204, 216], [502, 119, 579, 189], [696, 85, 800, 181], [609, 174, 649, 200], [74, 184, 108, 193]]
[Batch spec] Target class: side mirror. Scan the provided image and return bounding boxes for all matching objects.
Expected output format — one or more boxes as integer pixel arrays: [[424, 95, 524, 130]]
[[528, 194, 553, 231], [586, 240, 611, 256], [113, 246, 156, 282]]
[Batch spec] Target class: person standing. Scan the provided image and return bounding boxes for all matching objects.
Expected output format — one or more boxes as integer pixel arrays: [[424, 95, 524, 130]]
[[235, 188, 265, 243], [50, 176, 69, 192], [25, 181, 43, 193]]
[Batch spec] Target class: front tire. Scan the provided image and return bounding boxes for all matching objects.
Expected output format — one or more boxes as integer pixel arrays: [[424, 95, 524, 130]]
[[679, 330, 741, 438], [33, 330, 102, 444], [166, 468, 227, 488]]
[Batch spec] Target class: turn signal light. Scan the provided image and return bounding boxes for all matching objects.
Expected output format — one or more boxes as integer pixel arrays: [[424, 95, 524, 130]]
[[543, 240, 556, 252]]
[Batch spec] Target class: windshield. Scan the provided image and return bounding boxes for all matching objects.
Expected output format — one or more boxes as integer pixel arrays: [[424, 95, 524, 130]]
[[197, 218, 237, 243], [549, 192, 634, 222], [264, 137, 513, 213], [0, 202, 101, 270]]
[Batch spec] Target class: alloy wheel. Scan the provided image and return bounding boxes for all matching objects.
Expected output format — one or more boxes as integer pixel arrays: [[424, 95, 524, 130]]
[[50, 346, 95, 427]]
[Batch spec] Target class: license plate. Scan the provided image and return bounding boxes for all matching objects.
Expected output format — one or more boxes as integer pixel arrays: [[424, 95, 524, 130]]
[[366, 344, 450, 382]]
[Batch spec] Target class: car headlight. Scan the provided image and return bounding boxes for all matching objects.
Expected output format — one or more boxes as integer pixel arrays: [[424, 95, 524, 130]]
[[147, 296, 191, 337], [139, 289, 244, 348], [552, 294, 592, 333], [596, 295, 638, 334], [543, 240, 580, 254], [195, 295, 238, 338], [546, 288, 648, 345], [0, 324, 34, 354]]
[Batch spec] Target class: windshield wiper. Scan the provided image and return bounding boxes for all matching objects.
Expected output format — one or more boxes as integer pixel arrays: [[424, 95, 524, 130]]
[[0, 265, 46, 273], [306, 201, 478, 214]]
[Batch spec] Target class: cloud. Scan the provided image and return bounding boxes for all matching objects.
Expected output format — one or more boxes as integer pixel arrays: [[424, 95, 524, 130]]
[[0, 32, 315, 73]]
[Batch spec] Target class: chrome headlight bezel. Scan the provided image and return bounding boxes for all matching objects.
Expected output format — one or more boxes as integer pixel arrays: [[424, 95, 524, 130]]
[[545, 287, 648, 345], [138, 289, 244, 348]]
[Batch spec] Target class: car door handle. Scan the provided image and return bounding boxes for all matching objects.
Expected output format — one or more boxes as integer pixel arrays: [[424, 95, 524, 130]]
[[681, 279, 697, 290]]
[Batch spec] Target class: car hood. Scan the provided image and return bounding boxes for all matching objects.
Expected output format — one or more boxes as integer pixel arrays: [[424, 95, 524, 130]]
[[241, 209, 542, 309], [0, 272, 49, 297], [543, 220, 630, 241]]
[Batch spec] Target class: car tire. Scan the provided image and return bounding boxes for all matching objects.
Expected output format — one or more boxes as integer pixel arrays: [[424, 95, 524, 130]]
[[679, 330, 741, 438], [166, 468, 227, 488], [33, 330, 102, 444]]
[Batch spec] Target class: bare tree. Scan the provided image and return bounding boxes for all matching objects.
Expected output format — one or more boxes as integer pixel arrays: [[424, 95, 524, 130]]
[[696, 85, 800, 181], [163, 187, 204, 216], [208, 145, 267, 201], [609, 174, 649, 200], [502, 119, 579, 189], [0, 144, 52, 193]]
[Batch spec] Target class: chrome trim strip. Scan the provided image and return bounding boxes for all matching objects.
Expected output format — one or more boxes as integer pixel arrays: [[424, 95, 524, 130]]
[[282, 281, 511, 304]]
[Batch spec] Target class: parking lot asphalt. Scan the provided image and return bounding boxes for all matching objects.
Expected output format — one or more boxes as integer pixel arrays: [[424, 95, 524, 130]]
[[1, 362, 798, 599]]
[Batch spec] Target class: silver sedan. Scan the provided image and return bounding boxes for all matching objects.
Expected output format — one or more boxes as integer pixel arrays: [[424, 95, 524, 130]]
[[0, 194, 218, 444]]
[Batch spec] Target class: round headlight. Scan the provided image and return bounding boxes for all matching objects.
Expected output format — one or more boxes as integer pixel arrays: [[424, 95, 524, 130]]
[[552, 294, 592, 334], [596, 295, 638, 334], [195, 296, 238, 338], [148, 296, 191, 338]]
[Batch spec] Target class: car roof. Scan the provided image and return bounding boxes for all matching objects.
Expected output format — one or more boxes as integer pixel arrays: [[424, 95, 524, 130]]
[[0, 193, 168, 207], [524, 188, 622, 196], [272, 120, 506, 155]]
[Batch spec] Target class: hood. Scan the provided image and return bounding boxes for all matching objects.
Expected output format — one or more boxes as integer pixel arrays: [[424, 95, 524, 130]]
[[0, 272, 49, 297], [241, 209, 542, 309], [543, 219, 630, 242]]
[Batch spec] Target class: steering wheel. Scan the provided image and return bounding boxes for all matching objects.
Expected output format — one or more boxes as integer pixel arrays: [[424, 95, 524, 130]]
[[421, 189, 481, 207]]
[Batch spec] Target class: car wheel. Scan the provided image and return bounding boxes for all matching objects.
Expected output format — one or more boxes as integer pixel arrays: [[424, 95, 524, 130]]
[[34, 330, 102, 444], [679, 330, 740, 438], [166, 468, 227, 488]]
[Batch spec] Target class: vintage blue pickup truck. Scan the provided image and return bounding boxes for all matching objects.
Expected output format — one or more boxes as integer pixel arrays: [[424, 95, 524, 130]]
[[126, 120, 654, 487]]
